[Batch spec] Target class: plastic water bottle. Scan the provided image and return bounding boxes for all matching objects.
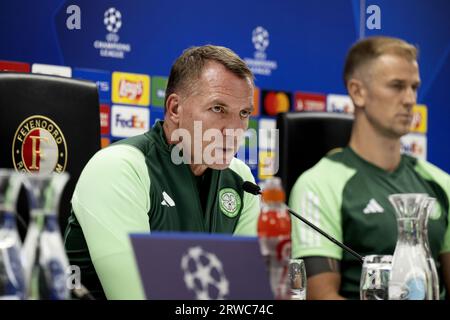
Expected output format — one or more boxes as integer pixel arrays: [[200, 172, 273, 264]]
[[257, 177, 291, 300]]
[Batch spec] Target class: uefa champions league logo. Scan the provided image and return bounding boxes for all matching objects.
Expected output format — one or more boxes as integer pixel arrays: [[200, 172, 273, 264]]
[[181, 246, 229, 300], [252, 26, 269, 52], [245, 26, 277, 76], [94, 7, 130, 58], [104, 8, 122, 33], [104, 7, 122, 43]]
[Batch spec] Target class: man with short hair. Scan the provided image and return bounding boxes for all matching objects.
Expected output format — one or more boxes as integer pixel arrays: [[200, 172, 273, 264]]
[[64, 45, 259, 299], [289, 36, 450, 299]]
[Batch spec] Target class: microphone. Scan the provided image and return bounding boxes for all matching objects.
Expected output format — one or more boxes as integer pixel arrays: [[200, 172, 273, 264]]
[[243, 181, 364, 263]]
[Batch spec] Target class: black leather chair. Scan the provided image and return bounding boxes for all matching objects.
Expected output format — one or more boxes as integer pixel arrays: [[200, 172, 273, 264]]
[[0, 72, 100, 238], [276, 112, 354, 197]]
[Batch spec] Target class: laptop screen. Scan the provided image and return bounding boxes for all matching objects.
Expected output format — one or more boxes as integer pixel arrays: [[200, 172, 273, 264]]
[[130, 232, 273, 300]]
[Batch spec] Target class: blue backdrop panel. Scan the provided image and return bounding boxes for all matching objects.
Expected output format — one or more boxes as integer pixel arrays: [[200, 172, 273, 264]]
[[0, 0, 449, 172]]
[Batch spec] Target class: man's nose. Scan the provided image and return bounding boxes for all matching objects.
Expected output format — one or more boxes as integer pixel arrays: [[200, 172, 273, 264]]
[[220, 116, 246, 145], [403, 86, 417, 107], [221, 113, 247, 133]]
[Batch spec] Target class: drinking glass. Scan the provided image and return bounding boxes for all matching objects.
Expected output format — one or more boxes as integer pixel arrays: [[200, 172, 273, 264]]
[[289, 258, 306, 300], [360, 255, 392, 300]]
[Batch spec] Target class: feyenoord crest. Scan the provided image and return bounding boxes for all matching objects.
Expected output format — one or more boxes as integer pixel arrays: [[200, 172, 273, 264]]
[[219, 188, 242, 218], [12, 115, 67, 173]]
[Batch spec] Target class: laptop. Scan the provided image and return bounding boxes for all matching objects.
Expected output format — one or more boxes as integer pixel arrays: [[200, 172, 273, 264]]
[[130, 232, 273, 300]]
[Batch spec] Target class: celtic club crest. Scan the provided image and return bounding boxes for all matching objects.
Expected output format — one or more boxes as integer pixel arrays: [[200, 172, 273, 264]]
[[219, 188, 241, 218]]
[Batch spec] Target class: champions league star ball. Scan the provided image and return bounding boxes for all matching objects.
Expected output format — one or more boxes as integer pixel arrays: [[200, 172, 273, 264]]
[[181, 246, 229, 300], [104, 7, 122, 33], [252, 26, 269, 52]]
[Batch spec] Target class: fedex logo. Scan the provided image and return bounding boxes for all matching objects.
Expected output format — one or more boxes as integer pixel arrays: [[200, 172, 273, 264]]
[[400, 133, 427, 160], [111, 105, 149, 138], [119, 79, 143, 100], [327, 94, 354, 114], [115, 114, 145, 128]]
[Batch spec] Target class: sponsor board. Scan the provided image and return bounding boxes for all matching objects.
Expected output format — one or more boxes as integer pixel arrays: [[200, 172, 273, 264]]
[[401, 133, 427, 160], [101, 137, 110, 148], [0, 60, 30, 72], [252, 87, 260, 116], [151, 76, 168, 108], [150, 107, 165, 127], [237, 119, 258, 171], [261, 90, 291, 116], [327, 94, 354, 114], [258, 118, 277, 150], [112, 71, 150, 106], [410, 104, 427, 133], [73, 68, 111, 102], [111, 105, 149, 138], [100, 104, 111, 135], [294, 91, 326, 112], [32, 63, 72, 77], [258, 150, 277, 179], [245, 119, 258, 148]]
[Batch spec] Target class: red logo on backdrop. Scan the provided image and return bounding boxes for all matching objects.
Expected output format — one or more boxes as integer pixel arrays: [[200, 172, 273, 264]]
[[12, 115, 67, 173], [0, 60, 30, 72], [100, 104, 111, 135], [294, 91, 326, 112], [261, 90, 291, 116]]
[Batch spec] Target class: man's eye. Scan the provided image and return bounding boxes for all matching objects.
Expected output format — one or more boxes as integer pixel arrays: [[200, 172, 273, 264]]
[[240, 110, 251, 118], [391, 84, 403, 90], [211, 105, 224, 113]]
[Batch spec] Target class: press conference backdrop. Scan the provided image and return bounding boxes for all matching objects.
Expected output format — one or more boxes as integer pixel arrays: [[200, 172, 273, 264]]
[[1, 0, 449, 181]]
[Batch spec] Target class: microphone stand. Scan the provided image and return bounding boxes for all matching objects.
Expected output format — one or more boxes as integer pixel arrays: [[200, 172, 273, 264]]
[[287, 207, 364, 263], [243, 181, 364, 264]]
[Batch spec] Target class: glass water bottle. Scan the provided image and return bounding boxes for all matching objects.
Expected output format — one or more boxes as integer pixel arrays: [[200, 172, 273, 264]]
[[0, 169, 26, 299], [21, 172, 70, 300], [388, 193, 436, 300]]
